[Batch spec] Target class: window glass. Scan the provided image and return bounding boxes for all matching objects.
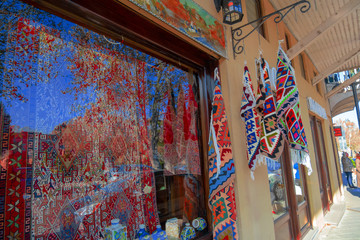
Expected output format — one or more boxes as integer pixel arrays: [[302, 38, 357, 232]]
[[267, 157, 288, 220], [291, 157, 306, 205], [0, 0, 208, 239]]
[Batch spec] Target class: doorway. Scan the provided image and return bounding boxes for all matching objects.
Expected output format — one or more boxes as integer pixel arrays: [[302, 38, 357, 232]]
[[310, 116, 333, 213]]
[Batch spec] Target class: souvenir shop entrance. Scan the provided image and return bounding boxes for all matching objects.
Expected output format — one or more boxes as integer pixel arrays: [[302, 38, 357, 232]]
[[0, 0, 225, 239], [310, 116, 333, 213], [270, 145, 311, 240]]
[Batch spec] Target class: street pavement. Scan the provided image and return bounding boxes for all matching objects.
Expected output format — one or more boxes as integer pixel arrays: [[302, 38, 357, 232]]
[[317, 177, 360, 239]]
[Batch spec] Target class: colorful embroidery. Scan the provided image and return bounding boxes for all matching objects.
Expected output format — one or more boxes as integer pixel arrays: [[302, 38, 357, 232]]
[[208, 69, 238, 240], [259, 59, 284, 160], [275, 47, 309, 153], [185, 84, 201, 175], [163, 91, 178, 175], [275, 47, 299, 119], [240, 65, 261, 171]]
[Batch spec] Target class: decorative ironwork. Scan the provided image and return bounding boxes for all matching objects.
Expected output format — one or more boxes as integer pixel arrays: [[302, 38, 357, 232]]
[[231, 0, 311, 58]]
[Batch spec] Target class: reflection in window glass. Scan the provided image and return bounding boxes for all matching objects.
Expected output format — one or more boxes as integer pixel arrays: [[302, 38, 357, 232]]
[[292, 157, 306, 205], [0, 0, 208, 239], [267, 157, 288, 220]]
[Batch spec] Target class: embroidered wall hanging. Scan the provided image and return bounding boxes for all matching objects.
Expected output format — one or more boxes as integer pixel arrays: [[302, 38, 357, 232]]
[[240, 65, 261, 173], [208, 68, 238, 240], [258, 58, 284, 160], [275, 47, 299, 119], [275, 47, 309, 151], [275, 46, 311, 173], [164, 90, 178, 175]]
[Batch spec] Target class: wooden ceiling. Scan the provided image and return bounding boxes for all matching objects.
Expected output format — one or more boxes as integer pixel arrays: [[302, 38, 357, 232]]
[[269, 0, 360, 86]]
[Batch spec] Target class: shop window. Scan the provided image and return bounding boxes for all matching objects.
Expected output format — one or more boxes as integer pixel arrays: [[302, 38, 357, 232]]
[[298, 53, 306, 80], [291, 158, 306, 205], [267, 157, 289, 220], [0, 0, 209, 239], [245, 0, 265, 38]]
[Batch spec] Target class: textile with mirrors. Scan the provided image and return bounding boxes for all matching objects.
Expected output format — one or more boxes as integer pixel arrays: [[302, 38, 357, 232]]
[[208, 68, 238, 240], [259, 58, 284, 160], [240, 65, 261, 172]]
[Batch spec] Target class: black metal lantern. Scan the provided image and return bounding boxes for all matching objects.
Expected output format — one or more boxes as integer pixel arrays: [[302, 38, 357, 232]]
[[215, 0, 244, 25]]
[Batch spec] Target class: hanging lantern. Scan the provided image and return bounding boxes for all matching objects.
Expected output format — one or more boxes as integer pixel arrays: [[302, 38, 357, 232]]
[[219, 0, 244, 25]]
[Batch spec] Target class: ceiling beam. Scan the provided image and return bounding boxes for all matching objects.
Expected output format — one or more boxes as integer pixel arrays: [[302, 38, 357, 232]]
[[312, 46, 360, 85], [326, 71, 360, 98], [287, 0, 360, 60]]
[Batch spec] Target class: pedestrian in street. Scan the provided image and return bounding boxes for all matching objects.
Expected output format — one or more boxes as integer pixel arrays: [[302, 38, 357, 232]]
[[356, 152, 360, 188], [342, 152, 356, 188]]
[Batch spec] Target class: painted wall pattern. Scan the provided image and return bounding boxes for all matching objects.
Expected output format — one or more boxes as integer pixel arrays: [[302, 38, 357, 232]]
[[127, 0, 226, 56]]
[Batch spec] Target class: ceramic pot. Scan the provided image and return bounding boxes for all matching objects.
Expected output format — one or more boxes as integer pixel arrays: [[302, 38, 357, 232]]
[[192, 217, 207, 231], [180, 223, 196, 240]]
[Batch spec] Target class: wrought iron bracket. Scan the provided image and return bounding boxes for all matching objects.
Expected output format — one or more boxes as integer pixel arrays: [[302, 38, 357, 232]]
[[231, 0, 311, 58]]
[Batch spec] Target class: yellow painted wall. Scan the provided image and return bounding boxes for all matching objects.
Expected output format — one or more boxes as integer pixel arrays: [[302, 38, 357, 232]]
[[192, 0, 342, 238]]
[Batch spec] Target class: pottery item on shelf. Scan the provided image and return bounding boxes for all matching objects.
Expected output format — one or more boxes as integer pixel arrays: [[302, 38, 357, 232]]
[[180, 223, 196, 240], [152, 225, 168, 240], [192, 217, 207, 231], [136, 224, 149, 239], [105, 219, 127, 240], [166, 218, 180, 239]]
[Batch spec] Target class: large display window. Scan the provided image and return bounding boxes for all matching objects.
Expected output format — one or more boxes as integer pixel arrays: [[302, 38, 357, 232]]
[[268, 147, 311, 239], [0, 0, 210, 239]]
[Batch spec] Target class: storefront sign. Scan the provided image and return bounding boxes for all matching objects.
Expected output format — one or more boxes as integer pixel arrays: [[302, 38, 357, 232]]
[[127, 0, 226, 57], [307, 97, 328, 119], [333, 126, 343, 137]]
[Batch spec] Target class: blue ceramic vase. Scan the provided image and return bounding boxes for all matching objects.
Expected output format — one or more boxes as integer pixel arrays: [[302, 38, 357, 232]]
[[180, 223, 196, 240], [192, 217, 207, 231]]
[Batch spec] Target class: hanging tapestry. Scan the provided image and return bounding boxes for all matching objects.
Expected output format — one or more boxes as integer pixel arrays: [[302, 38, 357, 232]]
[[208, 69, 238, 240], [163, 90, 178, 175], [175, 88, 187, 174], [183, 174, 200, 222], [240, 65, 261, 172], [258, 58, 284, 160], [185, 84, 201, 175], [275, 47, 309, 153], [167, 83, 201, 175], [275, 47, 299, 120], [279, 103, 308, 152], [0, 124, 33, 240], [255, 60, 266, 110]]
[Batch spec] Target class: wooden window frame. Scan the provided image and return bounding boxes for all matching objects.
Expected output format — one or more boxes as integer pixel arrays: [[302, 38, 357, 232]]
[[274, 145, 311, 240]]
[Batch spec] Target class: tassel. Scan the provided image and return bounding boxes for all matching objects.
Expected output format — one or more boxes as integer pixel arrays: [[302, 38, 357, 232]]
[[250, 171, 255, 180]]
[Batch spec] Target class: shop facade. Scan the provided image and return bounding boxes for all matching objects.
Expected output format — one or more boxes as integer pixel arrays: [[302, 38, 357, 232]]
[[0, 0, 343, 239]]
